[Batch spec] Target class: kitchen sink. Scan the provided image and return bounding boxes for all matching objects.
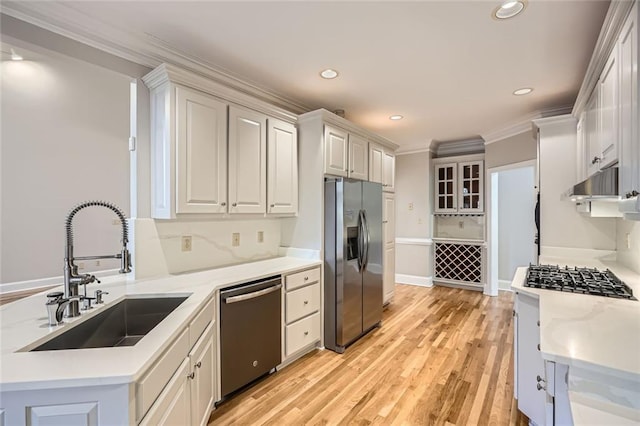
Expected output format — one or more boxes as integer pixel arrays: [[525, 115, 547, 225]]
[[31, 296, 189, 351]]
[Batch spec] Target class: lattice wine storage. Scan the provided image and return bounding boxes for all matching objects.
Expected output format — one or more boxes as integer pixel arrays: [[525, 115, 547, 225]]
[[434, 242, 483, 287]]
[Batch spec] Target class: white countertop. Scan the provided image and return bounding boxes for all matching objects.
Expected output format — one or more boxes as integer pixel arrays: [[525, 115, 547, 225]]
[[0, 256, 320, 392], [511, 257, 640, 424]]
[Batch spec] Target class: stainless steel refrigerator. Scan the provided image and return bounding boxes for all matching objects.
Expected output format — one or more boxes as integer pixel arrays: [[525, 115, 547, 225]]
[[324, 178, 383, 353]]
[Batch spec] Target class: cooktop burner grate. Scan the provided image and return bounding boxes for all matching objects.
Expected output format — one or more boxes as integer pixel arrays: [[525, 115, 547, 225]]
[[525, 264, 637, 300]]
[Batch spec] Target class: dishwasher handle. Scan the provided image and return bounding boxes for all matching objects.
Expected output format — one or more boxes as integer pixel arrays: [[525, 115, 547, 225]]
[[223, 284, 282, 304]]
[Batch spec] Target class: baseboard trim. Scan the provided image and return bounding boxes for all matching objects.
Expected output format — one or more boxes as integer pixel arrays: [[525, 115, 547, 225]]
[[396, 274, 433, 287], [498, 279, 513, 291]]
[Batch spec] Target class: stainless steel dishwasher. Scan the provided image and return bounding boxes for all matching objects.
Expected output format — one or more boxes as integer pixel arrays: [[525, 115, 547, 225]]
[[220, 275, 282, 398]]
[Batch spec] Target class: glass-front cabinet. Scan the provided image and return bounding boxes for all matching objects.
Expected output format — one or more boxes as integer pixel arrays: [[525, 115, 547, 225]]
[[435, 163, 457, 213], [434, 159, 484, 214], [458, 161, 483, 212]]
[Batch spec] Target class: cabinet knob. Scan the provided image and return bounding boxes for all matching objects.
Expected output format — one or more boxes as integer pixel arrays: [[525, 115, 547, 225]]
[[304, 276, 309, 281], [536, 375, 545, 383], [270, 204, 275, 208], [304, 300, 309, 305], [537, 344, 541, 351], [537, 320, 540, 326], [304, 331, 309, 336], [195, 361, 202, 369], [232, 203, 237, 207], [221, 202, 226, 206], [591, 156, 601, 165], [536, 383, 546, 391], [187, 372, 195, 380], [350, 170, 354, 173]]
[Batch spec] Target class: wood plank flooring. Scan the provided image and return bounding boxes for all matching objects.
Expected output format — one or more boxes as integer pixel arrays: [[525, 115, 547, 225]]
[[209, 284, 528, 425]]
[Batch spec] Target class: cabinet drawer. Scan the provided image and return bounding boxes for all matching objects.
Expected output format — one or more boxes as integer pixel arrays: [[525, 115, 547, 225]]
[[189, 297, 214, 348], [286, 283, 320, 324], [136, 328, 190, 422], [285, 267, 320, 291], [285, 312, 320, 357]]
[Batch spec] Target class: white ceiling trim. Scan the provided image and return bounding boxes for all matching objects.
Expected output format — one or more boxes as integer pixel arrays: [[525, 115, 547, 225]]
[[0, 1, 312, 115], [396, 141, 432, 155], [482, 105, 573, 145]]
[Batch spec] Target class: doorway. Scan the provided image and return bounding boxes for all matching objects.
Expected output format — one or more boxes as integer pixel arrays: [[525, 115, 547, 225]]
[[487, 160, 537, 294]]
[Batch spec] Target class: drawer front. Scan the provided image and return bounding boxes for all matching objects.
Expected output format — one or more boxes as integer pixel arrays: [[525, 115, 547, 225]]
[[285, 312, 320, 357], [136, 328, 190, 422], [189, 297, 215, 348], [285, 267, 320, 291], [286, 283, 320, 324]]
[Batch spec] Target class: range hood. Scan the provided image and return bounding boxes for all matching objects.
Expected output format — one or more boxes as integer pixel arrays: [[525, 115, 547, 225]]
[[569, 167, 619, 201]]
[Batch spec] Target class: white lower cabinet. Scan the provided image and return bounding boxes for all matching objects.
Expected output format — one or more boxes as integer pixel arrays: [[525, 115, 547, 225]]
[[140, 359, 191, 426], [514, 292, 572, 425], [188, 324, 216, 426], [383, 192, 395, 305], [283, 267, 322, 361]]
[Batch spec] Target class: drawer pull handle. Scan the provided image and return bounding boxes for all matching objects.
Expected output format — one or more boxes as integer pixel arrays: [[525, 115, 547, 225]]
[[196, 361, 202, 369], [304, 300, 309, 305], [537, 344, 541, 351], [304, 331, 309, 336], [537, 383, 546, 391], [304, 276, 309, 281], [188, 372, 195, 380]]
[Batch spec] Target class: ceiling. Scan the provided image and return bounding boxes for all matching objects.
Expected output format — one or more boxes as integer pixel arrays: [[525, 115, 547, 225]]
[[3, 1, 610, 149]]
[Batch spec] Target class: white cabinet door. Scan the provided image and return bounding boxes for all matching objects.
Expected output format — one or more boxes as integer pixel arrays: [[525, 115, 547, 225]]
[[140, 359, 191, 426], [369, 143, 384, 184], [324, 125, 348, 177], [228, 105, 267, 214], [619, 4, 639, 197], [458, 161, 484, 213], [348, 134, 369, 180], [586, 90, 601, 176], [175, 86, 228, 214], [382, 150, 395, 192], [267, 118, 298, 215], [383, 193, 395, 247], [189, 325, 215, 426], [515, 293, 547, 426], [599, 47, 619, 168], [434, 163, 458, 213], [576, 114, 587, 182], [383, 245, 395, 305]]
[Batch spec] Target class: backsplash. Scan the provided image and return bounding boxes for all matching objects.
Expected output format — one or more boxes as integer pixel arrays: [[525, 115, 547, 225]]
[[434, 216, 484, 240], [617, 218, 640, 274], [132, 218, 281, 278]]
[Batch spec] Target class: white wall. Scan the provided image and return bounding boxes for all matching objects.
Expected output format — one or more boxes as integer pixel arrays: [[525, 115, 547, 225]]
[[1, 41, 131, 284], [497, 167, 536, 282], [537, 116, 617, 252]]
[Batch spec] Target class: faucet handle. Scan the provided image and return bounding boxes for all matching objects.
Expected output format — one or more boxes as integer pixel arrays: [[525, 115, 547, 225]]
[[93, 275, 101, 284], [46, 291, 64, 302]]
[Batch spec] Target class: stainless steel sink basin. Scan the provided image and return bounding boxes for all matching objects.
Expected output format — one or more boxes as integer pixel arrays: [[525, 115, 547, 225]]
[[31, 296, 188, 351]]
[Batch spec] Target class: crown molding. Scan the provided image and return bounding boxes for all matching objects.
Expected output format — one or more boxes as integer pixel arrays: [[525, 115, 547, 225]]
[[482, 105, 573, 145], [0, 1, 312, 115], [572, 0, 635, 117], [434, 137, 485, 157], [396, 141, 432, 155], [532, 114, 577, 130], [298, 109, 400, 150]]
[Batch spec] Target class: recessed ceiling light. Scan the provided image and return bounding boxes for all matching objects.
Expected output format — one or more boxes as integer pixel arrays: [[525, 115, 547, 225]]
[[513, 87, 533, 96], [389, 115, 403, 121], [493, 0, 527, 20], [10, 48, 23, 61], [320, 69, 339, 79]]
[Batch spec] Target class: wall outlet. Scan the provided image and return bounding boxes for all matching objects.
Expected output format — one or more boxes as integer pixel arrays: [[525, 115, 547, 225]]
[[232, 233, 240, 247], [257, 231, 264, 243], [181, 236, 192, 252], [408, 202, 414, 211], [95, 260, 101, 267], [459, 221, 464, 229]]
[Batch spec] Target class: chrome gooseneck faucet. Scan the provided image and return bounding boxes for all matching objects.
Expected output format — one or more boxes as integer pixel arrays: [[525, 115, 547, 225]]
[[64, 200, 132, 317]]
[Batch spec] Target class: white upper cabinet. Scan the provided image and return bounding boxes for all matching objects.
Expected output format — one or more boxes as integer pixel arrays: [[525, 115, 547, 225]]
[[598, 48, 619, 168], [619, 3, 639, 198], [369, 143, 384, 184], [348, 134, 369, 180], [228, 105, 267, 214], [267, 118, 298, 215], [434, 157, 484, 214], [458, 161, 484, 213], [324, 125, 349, 177], [585, 90, 601, 177], [383, 150, 395, 192], [176, 86, 228, 215]]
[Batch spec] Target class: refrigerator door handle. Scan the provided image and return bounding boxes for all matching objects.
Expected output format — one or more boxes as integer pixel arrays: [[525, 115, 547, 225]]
[[356, 209, 363, 272], [361, 210, 370, 269]]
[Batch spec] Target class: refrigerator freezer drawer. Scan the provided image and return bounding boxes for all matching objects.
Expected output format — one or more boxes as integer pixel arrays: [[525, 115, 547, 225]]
[[285, 267, 321, 291], [285, 312, 321, 357], [286, 282, 321, 324]]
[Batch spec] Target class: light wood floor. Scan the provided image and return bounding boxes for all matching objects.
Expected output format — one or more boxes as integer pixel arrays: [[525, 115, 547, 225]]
[[209, 284, 528, 425]]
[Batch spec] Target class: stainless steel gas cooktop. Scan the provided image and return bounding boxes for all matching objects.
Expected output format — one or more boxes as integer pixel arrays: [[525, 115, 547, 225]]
[[525, 264, 637, 301]]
